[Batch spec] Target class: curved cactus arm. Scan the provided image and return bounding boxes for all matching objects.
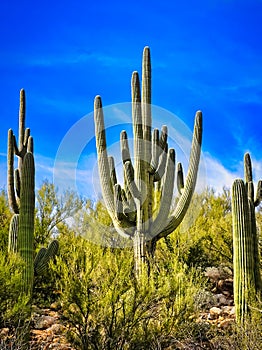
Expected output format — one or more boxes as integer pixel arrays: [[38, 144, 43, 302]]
[[114, 184, 124, 221], [177, 162, 184, 195], [254, 180, 262, 206], [108, 156, 117, 188], [244, 152, 253, 183], [7, 129, 19, 213], [8, 214, 19, 253], [149, 128, 160, 174], [14, 168, 21, 198], [18, 151, 35, 295], [232, 179, 257, 323], [150, 148, 175, 237], [34, 240, 59, 275], [124, 161, 141, 201], [154, 143, 168, 182], [94, 96, 115, 217], [158, 111, 202, 238]]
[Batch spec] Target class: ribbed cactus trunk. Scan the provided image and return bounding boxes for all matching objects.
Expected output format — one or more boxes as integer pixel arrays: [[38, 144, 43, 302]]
[[232, 153, 262, 324], [94, 47, 203, 276], [18, 152, 35, 295]]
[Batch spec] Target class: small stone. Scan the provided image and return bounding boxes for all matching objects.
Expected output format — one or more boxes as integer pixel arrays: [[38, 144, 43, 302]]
[[35, 315, 57, 329], [209, 307, 222, 319], [0, 328, 9, 337]]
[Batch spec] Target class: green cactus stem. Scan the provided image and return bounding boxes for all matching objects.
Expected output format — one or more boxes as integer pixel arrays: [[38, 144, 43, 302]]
[[94, 47, 203, 274], [7, 89, 33, 214], [8, 214, 19, 253], [18, 151, 35, 295], [232, 153, 262, 324], [34, 240, 59, 275]]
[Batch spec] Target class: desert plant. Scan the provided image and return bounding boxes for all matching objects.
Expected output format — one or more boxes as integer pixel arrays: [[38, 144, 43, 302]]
[[232, 152, 262, 324], [94, 47, 203, 274], [54, 232, 203, 350], [7, 90, 59, 298]]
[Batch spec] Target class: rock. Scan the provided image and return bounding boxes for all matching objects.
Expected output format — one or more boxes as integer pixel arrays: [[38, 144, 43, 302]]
[[208, 307, 223, 319], [34, 315, 57, 330], [219, 318, 234, 328], [0, 328, 9, 337], [215, 293, 228, 305], [221, 306, 234, 315]]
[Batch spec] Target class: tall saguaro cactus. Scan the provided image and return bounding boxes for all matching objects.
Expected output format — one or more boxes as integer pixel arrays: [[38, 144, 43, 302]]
[[232, 153, 262, 323], [94, 47, 203, 273], [7, 89, 59, 297]]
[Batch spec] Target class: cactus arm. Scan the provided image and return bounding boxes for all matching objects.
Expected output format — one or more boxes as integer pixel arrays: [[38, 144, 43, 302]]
[[159, 125, 168, 150], [149, 128, 160, 174], [34, 240, 59, 275], [94, 96, 115, 217], [151, 149, 175, 237], [15, 168, 21, 198], [254, 180, 262, 206], [27, 135, 34, 153], [154, 143, 168, 182], [108, 156, 117, 188], [18, 89, 26, 172], [244, 152, 253, 183], [177, 162, 184, 195], [18, 152, 35, 295], [8, 214, 19, 253], [124, 161, 141, 201], [141, 46, 152, 164], [131, 72, 144, 189], [158, 111, 202, 238], [114, 184, 124, 221], [7, 129, 19, 213]]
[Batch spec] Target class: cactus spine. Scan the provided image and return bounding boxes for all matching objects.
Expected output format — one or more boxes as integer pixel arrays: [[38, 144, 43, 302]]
[[232, 153, 262, 323], [94, 47, 203, 274]]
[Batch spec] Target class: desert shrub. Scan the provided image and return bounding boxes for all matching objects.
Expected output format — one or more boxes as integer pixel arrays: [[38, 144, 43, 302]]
[[0, 251, 30, 328], [172, 188, 233, 269], [53, 232, 205, 349]]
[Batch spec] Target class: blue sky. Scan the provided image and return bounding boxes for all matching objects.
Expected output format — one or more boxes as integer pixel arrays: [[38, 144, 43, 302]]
[[1, 0, 262, 198]]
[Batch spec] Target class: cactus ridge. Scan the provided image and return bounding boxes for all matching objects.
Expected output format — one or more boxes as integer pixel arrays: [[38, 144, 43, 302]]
[[94, 46, 202, 267]]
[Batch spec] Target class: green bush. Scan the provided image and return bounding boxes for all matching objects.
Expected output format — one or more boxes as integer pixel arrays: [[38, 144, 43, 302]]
[[0, 251, 30, 328], [52, 232, 205, 349]]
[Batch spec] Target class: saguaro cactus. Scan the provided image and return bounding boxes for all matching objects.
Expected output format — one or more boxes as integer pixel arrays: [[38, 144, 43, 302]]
[[7, 89, 59, 296], [232, 153, 262, 323], [94, 47, 203, 273]]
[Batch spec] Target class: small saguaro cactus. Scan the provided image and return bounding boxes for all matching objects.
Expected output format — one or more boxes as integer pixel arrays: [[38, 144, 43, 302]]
[[232, 152, 262, 323], [94, 47, 203, 274]]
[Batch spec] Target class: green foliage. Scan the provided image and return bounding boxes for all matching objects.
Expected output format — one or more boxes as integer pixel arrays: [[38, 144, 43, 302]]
[[35, 179, 84, 247], [53, 232, 204, 349], [0, 251, 30, 328], [0, 189, 12, 253], [172, 188, 233, 269]]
